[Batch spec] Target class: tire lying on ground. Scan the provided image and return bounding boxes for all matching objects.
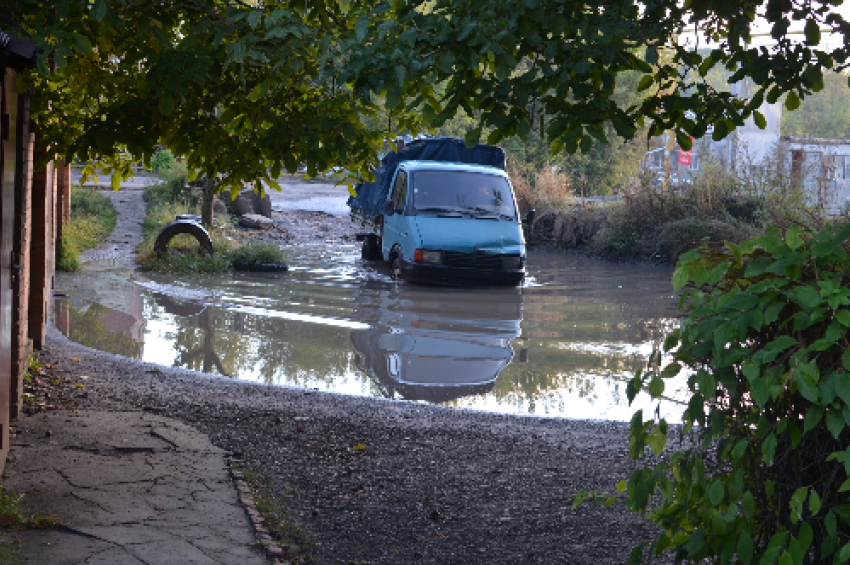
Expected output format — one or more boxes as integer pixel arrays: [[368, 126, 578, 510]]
[[154, 220, 213, 255]]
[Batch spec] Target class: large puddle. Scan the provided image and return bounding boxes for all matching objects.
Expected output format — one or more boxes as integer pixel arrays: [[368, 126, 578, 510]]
[[53, 247, 687, 421]]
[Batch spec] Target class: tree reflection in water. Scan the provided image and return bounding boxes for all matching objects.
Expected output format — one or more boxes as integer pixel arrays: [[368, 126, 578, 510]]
[[54, 297, 143, 359]]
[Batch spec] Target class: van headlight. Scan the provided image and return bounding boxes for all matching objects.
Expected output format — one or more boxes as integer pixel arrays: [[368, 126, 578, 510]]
[[502, 256, 522, 269], [414, 249, 442, 264]]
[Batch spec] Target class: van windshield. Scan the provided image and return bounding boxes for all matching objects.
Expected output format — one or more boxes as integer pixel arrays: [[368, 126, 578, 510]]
[[409, 170, 517, 220]]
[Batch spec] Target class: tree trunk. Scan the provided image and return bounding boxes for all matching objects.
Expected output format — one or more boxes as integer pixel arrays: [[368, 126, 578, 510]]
[[201, 177, 215, 228]]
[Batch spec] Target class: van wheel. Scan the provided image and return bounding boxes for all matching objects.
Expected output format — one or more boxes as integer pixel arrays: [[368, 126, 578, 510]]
[[361, 234, 382, 261]]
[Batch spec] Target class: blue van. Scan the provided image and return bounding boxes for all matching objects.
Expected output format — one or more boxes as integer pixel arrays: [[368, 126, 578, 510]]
[[349, 138, 533, 286]]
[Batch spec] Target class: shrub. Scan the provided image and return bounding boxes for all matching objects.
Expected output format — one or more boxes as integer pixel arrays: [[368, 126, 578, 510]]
[[231, 241, 285, 266], [613, 224, 850, 563], [150, 149, 176, 174]]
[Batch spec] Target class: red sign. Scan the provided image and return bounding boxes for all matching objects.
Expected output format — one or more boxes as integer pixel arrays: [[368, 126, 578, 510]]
[[678, 136, 694, 166]]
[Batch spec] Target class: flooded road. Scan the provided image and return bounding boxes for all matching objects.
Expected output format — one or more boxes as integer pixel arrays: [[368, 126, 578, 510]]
[[53, 246, 686, 421]]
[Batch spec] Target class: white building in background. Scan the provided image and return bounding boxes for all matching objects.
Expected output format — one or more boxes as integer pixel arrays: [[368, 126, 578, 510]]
[[645, 87, 850, 214]]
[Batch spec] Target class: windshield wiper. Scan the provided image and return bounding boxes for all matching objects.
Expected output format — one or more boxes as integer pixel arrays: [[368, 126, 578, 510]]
[[415, 206, 468, 215], [462, 207, 515, 220]]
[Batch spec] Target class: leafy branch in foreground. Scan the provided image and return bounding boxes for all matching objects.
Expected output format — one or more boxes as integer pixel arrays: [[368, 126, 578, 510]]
[[592, 223, 850, 563]]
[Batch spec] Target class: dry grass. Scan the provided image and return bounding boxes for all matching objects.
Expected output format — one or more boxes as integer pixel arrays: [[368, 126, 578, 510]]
[[511, 166, 578, 213]]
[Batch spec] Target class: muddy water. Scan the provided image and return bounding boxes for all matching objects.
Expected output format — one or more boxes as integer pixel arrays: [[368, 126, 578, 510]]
[[53, 247, 687, 421]]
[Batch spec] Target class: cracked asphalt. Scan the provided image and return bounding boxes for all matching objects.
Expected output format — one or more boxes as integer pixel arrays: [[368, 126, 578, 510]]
[[4, 411, 265, 564]]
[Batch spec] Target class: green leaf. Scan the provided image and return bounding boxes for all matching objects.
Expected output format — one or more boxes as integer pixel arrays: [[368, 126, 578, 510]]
[[753, 110, 766, 130], [762, 433, 777, 463], [810, 489, 822, 515], [672, 265, 689, 291], [464, 127, 481, 148], [767, 335, 798, 351], [686, 528, 705, 556], [72, 33, 92, 54], [786, 91, 801, 111], [843, 349, 850, 371], [835, 310, 850, 326], [712, 120, 729, 141], [648, 376, 665, 397], [790, 486, 807, 523], [247, 10, 262, 28], [838, 542, 850, 563], [637, 75, 654, 92], [708, 479, 724, 505], [805, 18, 821, 45], [648, 425, 667, 455], [786, 226, 803, 250], [731, 439, 748, 463], [836, 374, 850, 406], [742, 491, 756, 519], [804, 405, 824, 434], [159, 95, 175, 115], [355, 16, 370, 41], [91, 0, 107, 21], [247, 82, 268, 102], [827, 409, 845, 438], [737, 530, 754, 565]]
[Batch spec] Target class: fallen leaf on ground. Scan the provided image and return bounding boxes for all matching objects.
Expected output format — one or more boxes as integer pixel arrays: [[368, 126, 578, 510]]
[[73, 384, 85, 389], [351, 444, 366, 452], [70, 358, 80, 362]]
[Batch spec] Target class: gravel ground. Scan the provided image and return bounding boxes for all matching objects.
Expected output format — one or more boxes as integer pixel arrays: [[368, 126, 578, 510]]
[[42, 184, 672, 564]]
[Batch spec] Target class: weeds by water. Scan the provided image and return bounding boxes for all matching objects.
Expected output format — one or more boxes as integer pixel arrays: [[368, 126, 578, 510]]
[[57, 186, 118, 271], [524, 140, 850, 263]]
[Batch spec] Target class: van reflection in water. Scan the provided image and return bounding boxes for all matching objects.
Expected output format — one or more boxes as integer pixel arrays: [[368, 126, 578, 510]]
[[349, 283, 524, 404]]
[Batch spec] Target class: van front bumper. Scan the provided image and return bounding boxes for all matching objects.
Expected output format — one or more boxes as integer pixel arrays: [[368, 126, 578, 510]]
[[399, 258, 525, 286]]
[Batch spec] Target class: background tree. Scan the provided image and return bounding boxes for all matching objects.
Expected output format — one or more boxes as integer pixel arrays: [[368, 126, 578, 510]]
[[782, 70, 850, 138]]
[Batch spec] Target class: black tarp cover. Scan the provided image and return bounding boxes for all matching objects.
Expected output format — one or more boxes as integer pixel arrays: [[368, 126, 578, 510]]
[[348, 137, 506, 219]]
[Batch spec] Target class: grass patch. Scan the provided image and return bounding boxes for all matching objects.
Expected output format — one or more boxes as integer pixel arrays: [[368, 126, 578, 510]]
[[231, 241, 285, 267], [0, 485, 60, 564], [57, 186, 118, 271], [137, 175, 286, 274]]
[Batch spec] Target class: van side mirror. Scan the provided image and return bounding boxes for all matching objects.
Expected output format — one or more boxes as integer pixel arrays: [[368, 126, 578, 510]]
[[523, 209, 536, 226], [384, 200, 396, 216]]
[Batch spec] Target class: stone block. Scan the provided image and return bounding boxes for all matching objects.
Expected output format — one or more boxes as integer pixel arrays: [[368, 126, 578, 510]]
[[238, 214, 274, 230]]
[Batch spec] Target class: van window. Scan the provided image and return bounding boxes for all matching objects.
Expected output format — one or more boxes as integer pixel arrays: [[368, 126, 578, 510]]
[[410, 170, 516, 219], [392, 170, 408, 213]]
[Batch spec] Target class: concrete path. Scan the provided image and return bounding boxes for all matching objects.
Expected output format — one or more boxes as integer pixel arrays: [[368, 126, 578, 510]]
[[3, 411, 266, 564]]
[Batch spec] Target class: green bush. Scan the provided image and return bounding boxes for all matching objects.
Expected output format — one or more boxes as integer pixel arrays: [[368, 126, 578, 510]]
[[611, 224, 850, 563], [150, 149, 176, 174]]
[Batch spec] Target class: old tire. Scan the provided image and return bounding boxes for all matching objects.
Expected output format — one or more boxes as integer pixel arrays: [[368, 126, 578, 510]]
[[154, 220, 213, 255], [361, 234, 382, 261]]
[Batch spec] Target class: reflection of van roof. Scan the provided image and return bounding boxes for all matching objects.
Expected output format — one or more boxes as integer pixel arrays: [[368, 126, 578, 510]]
[[401, 161, 509, 177]]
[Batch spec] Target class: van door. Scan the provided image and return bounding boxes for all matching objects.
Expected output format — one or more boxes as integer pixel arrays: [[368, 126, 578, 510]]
[[382, 169, 409, 260]]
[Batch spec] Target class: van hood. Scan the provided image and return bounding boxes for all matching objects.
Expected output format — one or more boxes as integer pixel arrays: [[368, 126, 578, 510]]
[[413, 217, 525, 255]]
